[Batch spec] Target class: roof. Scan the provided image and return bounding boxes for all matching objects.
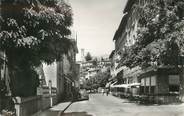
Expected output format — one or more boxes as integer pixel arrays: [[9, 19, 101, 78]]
[[129, 83, 140, 87], [110, 83, 140, 88], [109, 50, 115, 59], [123, 0, 136, 13], [111, 84, 130, 88], [113, 13, 128, 41]]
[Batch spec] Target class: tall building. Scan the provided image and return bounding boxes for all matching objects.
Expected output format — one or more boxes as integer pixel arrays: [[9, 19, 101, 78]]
[[110, 0, 183, 103], [81, 49, 85, 62]]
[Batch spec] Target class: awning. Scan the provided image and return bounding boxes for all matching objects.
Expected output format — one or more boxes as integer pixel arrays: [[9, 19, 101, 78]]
[[129, 83, 140, 87], [111, 83, 140, 88], [111, 84, 130, 88], [110, 81, 117, 87]]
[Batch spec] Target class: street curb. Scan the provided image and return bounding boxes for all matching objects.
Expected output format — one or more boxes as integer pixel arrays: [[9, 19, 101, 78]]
[[57, 101, 73, 116]]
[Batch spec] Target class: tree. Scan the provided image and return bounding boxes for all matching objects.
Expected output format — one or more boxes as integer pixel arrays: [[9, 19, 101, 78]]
[[92, 58, 98, 66], [85, 52, 92, 61], [0, 0, 73, 97], [85, 68, 110, 89], [121, 0, 184, 69], [118, 0, 184, 100]]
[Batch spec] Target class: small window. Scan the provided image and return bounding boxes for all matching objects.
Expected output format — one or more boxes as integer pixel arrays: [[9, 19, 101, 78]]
[[145, 77, 150, 86], [141, 78, 145, 86], [169, 75, 179, 85], [151, 76, 156, 86]]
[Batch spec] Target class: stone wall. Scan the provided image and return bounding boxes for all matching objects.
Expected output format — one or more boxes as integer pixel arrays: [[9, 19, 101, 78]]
[[41, 97, 51, 110], [14, 95, 58, 116], [14, 96, 42, 116]]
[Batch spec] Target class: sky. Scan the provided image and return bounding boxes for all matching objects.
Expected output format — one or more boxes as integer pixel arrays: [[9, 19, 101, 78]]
[[69, 0, 128, 60]]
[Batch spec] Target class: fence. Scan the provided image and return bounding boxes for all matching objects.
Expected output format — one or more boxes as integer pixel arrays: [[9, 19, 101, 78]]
[[13, 86, 58, 116]]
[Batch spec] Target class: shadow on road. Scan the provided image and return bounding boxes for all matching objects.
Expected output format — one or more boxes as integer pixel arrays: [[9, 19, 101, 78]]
[[38, 110, 60, 116], [122, 101, 137, 103], [61, 112, 93, 116], [122, 100, 183, 106]]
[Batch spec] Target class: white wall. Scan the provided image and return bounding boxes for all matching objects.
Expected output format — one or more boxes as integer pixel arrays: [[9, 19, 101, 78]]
[[43, 62, 57, 87]]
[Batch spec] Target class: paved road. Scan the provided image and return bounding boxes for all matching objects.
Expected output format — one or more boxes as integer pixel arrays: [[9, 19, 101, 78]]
[[62, 94, 184, 116]]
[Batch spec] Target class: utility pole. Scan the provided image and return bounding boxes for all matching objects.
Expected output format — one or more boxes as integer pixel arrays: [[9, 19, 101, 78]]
[[180, 55, 184, 101]]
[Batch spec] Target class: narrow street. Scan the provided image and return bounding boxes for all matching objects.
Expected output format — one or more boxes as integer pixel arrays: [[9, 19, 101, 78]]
[[62, 94, 184, 116], [2, 1, 184, 116]]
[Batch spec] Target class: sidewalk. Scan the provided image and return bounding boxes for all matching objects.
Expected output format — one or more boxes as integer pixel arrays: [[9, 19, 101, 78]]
[[32, 101, 72, 116]]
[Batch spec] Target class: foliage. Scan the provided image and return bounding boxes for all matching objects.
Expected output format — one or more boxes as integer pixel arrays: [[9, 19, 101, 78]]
[[0, 0, 73, 96], [92, 58, 98, 66], [0, 79, 7, 98], [85, 52, 92, 61], [120, 0, 184, 69], [85, 68, 110, 89]]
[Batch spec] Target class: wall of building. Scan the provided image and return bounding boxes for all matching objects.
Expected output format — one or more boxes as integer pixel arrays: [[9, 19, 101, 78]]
[[62, 54, 71, 75], [110, 0, 184, 103], [43, 62, 57, 88], [112, 0, 158, 84], [157, 74, 169, 94], [138, 68, 181, 103]]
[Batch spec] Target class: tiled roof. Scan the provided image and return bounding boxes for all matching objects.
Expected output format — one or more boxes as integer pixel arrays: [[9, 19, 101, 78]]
[[113, 14, 128, 41], [109, 50, 115, 59]]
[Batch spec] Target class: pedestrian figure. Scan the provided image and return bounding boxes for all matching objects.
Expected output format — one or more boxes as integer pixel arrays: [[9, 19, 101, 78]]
[[106, 89, 109, 96], [102, 88, 105, 95]]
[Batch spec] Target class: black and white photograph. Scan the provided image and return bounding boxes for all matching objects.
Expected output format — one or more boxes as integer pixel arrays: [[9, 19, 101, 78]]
[[1, 0, 184, 116]]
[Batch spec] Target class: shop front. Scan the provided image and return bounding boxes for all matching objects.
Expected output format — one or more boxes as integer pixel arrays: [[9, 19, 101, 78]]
[[138, 67, 182, 104]]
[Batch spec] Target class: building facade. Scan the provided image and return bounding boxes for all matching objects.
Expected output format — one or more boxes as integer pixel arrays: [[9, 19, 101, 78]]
[[43, 39, 79, 102], [79, 58, 111, 89], [110, 0, 183, 103]]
